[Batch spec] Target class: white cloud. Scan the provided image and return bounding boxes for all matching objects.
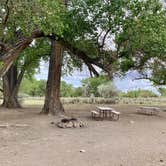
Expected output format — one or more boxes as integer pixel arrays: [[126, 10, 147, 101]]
[[35, 61, 158, 93]]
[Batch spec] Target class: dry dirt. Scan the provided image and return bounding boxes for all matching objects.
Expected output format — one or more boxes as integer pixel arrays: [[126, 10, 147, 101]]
[[0, 104, 166, 166]]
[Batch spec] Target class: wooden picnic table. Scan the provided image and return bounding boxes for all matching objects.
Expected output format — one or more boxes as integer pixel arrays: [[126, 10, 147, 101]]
[[96, 106, 120, 120], [97, 106, 114, 118], [137, 106, 160, 115]]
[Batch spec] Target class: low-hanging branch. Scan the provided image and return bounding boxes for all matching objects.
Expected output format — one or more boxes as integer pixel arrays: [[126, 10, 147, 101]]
[[0, 31, 114, 78], [134, 75, 166, 86], [56, 36, 113, 76], [0, 30, 45, 77]]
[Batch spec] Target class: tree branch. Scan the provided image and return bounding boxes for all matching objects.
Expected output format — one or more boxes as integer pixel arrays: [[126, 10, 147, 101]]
[[0, 41, 11, 52], [13, 68, 25, 95], [55, 36, 111, 73], [0, 30, 45, 77], [86, 62, 99, 77], [99, 28, 112, 48], [134, 75, 166, 85], [3, 0, 10, 25]]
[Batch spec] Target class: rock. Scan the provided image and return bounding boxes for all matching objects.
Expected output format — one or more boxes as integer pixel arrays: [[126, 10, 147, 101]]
[[66, 121, 73, 128], [129, 120, 135, 124], [56, 118, 87, 129], [73, 121, 78, 128], [79, 121, 85, 127], [50, 122, 55, 125], [80, 149, 86, 153], [57, 122, 65, 128]]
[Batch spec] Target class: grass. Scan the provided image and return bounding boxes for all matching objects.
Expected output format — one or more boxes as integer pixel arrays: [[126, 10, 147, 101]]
[[19, 97, 166, 107]]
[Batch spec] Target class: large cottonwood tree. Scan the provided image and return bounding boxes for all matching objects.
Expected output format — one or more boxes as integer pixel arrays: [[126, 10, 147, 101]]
[[0, 0, 65, 108]]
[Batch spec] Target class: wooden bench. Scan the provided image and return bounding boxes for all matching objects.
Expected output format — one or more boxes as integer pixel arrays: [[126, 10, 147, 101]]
[[91, 110, 99, 119], [111, 110, 120, 121]]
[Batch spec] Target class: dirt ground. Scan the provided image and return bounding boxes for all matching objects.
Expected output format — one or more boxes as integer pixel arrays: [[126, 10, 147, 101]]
[[0, 104, 166, 166]]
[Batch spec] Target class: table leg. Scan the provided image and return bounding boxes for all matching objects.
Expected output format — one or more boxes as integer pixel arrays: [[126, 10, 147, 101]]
[[110, 111, 114, 120], [104, 111, 107, 118], [99, 110, 103, 119]]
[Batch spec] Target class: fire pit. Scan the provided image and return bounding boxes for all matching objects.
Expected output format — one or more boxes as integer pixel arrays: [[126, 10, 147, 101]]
[[51, 117, 87, 128]]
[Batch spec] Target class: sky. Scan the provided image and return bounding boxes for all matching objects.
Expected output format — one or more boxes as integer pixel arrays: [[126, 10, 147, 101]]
[[35, 61, 159, 94]]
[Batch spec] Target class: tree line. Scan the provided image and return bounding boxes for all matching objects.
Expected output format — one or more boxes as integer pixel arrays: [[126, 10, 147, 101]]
[[16, 76, 165, 98]]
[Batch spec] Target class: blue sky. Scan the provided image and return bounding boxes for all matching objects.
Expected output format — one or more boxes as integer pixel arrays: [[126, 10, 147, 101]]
[[35, 61, 159, 94]]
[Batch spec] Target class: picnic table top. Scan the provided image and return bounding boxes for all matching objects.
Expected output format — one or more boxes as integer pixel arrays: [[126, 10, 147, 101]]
[[96, 106, 114, 111], [139, 106, 160, 110]]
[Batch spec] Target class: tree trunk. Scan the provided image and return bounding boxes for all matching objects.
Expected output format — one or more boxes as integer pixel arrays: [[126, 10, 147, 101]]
[[1, 64, 24, 108], [42, 39, 65, 115]]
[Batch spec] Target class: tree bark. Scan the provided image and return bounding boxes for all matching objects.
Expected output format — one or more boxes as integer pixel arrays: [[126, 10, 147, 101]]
[[42, 38, 65, 115], [1, 64, 23, 108]]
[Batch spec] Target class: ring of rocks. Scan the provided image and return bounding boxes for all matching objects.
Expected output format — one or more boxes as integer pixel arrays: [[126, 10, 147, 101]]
[[51, 118, 87, 128]]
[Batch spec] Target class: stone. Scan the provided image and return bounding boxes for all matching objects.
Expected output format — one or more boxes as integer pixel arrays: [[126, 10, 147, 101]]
[[129, 120, 135, 124], [66, 121, 73, 128], [80, 149, 86, 153], [56, 117, 87, 129]]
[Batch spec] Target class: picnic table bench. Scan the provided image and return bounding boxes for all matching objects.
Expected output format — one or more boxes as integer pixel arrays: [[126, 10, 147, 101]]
[[91, 110, 99, 119], [137, 106, 160, 115], [91, 106, 120, 121]]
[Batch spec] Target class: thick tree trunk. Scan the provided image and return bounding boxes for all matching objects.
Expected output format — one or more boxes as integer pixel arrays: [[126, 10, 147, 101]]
[[1, 65, 23, 108], [42, 39, 65, 115]]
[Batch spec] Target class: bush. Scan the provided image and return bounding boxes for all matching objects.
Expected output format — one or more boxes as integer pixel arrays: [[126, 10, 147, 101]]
[[60, 81, 75, 97], [81, 76, 109, 97], [74, 87, 84, 97], [20, 78, 46, 97], [119, 89, 158, 98], [97, 81, 118, 98], [158, 87, 166, 97]]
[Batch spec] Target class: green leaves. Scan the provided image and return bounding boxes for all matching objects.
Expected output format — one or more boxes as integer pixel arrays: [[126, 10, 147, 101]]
[[1, 0, 165, 85], [0, 0, 65, 41], [0, 61, 4, 68], [81, 76, 109, 97], [115, 0, 166, 84]]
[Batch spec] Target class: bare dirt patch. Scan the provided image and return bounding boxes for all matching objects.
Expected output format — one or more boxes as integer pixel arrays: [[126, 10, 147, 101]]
[[0, 104, 166, 166]]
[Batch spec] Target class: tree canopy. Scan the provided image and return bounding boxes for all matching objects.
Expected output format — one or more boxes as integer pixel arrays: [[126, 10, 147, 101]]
[[115, 0, 166, 85], [0, 0, 165, 85]]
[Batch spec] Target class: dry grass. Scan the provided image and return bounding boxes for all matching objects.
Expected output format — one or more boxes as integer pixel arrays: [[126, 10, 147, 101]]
[[20, 97, 166, 107]]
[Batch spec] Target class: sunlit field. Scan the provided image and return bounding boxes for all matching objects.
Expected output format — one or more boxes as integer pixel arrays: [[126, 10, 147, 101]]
[[18, 97, 166, 107]]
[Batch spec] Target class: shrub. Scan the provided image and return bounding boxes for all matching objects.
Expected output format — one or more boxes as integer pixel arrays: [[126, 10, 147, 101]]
[[119, 89, 158, 98], [158, 87, 166, 97], [81, 76, 109, 97], [97, 81, 118, 98]]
